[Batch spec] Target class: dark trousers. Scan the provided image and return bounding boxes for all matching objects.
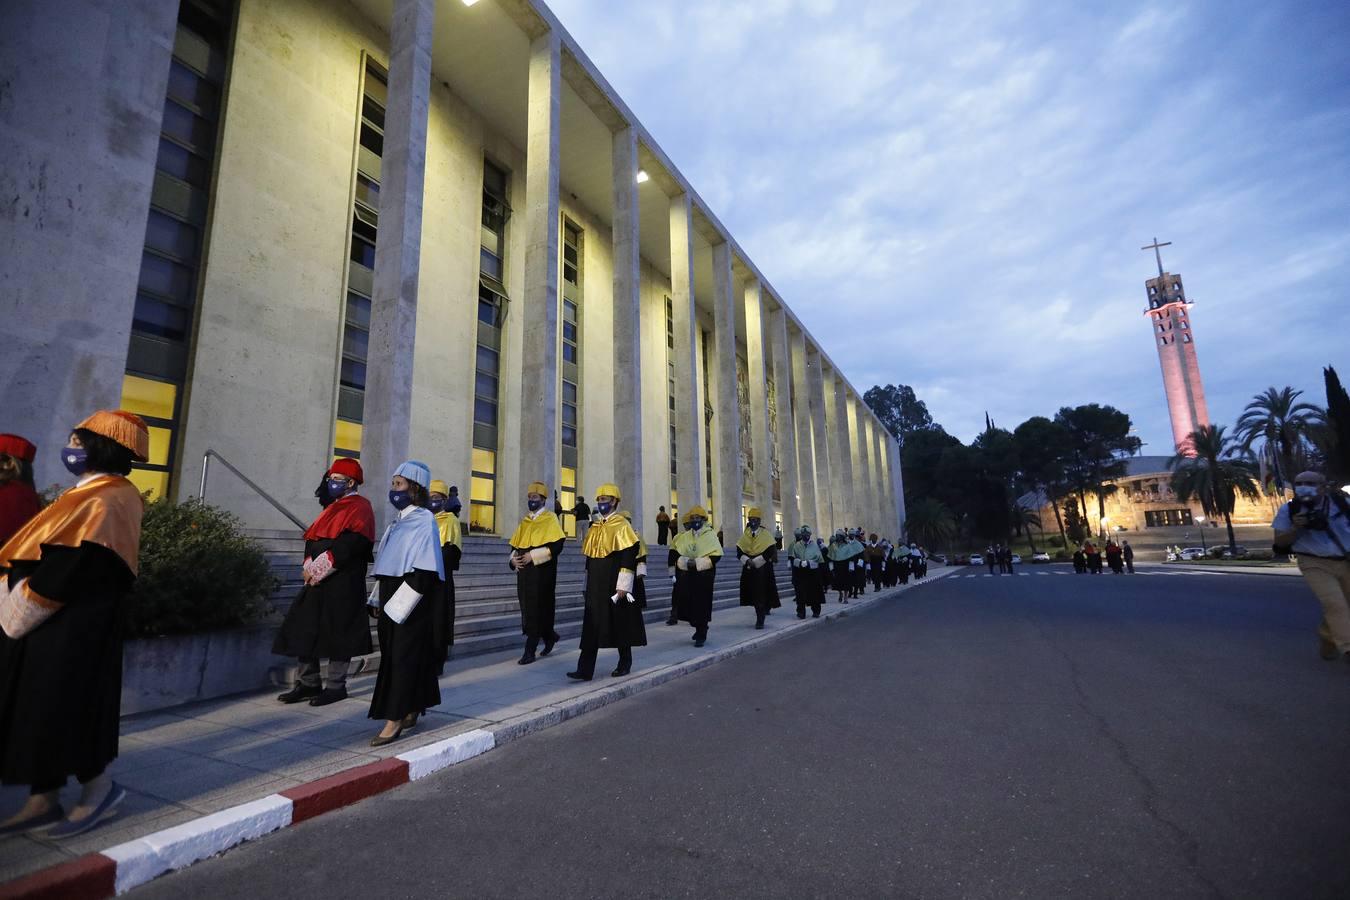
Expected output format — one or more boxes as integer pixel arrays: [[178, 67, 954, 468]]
[[576, 643, 631, 678], [657, 522, 669, 544]]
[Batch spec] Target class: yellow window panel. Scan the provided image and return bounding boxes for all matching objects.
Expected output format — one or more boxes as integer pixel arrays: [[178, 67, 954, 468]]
[[121, 375, 177, 420], [470, 475, 494, 503], [334, 419, 363, 454], [469, 502, 495, 534], [145, 426, 173, 467], [472, 448, 496, 475], [127, 468, 169, 501], [560, 466, 575, 490]]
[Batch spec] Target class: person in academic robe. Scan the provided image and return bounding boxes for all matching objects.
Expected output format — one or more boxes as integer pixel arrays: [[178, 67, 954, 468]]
[[0, 435, 41, 547], [509, 481, 566, 665], [367, 461, 444, 747], [815, 536, 832, 597], [736, 508, 780, 629], [569, 486, 646, 680], [787, 526, 825, 618], [826, 531, 851, 603], [429, 480, 462, 672], [670, 506, 721, 646], [910, 543, 926, 579], [273, 457, 376, 706], [1084, 541, 1103, 575], [865, 534, 885, 592], [655, 506, 671, 545], [1104, 540, 1124, 574], [665, 516, 693, 626], [621, 510, 648, 610], [1073, 545, 1087, 574], [0, 410, 148, 838], [894, 541, 911, 585], [847, 530, 868, 599]]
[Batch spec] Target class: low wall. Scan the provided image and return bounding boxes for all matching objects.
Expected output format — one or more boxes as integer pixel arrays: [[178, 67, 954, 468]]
[[121, 625, 294, 715]]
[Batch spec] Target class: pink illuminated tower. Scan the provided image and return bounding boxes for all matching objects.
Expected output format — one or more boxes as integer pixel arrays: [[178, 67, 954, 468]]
[[1142, 238, 1210, 454]]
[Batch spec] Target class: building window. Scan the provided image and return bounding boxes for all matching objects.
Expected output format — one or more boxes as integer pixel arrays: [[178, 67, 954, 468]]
[[333, 58, 387, 458], [1145, 509, 1194, 527], [560, 465, 576, 538], [560, 218, 581, 474], [665, 296, 677, 500], [701, 328, 714, 503], [1182, 334, 1192, 343], [122, 0, 235, 499], [471, 160, 511, 532]]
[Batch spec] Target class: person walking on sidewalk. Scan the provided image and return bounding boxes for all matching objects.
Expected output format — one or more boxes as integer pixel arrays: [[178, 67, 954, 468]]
[[509, 481, 566, 666], [0, 410, 148, 838], [655, 505, 671, 545], [846, 529, 868, 599], [275, 457, 376, 707], [827, 530, 851, 603], [367, 461, 444, 747], [569, 485, 645, 681], [736, 508, 780, 629], [787, 525, 825, 618], [670, 506, 721, 646], [1105, 540, 1124, 574], [1123, 540, 1135, 574], [0, 434, 41, 547], [1272, 470, 1350, 664], [429, 480, 462, 673]]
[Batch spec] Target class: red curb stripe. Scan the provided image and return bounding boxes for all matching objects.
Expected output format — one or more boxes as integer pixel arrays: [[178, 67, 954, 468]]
[[0, 853, 115, 900], [280, 758, 409, 824]]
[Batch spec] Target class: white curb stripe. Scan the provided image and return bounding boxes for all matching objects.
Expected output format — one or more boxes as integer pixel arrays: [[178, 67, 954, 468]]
[[397, 728, 496, 780], [104, 794, 293, 895]]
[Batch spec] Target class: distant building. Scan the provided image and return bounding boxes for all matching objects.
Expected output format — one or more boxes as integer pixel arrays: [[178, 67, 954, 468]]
[[1142, 239, 1210, 453]]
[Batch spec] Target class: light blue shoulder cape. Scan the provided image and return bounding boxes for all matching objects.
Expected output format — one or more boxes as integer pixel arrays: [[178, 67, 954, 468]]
[[373, 506, 445, 579]]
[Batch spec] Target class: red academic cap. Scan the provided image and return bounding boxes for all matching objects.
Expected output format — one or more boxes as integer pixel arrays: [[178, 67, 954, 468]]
[[0, 434, 37, 463], [329, 457, 364, 485]]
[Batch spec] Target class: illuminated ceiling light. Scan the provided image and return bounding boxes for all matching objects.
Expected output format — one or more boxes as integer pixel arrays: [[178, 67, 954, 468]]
[[462, 0, 480, 6], [636, 169, 650, 184]]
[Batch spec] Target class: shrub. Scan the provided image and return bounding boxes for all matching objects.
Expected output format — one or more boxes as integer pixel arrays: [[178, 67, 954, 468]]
[[129, 497, 278, 637]]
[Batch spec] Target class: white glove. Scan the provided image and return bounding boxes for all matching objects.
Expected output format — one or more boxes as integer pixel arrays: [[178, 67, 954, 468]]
[[694, 556, 713, 572], [677, 556, 691, 571], [751, 556, 766, 569], [848, 562, 855, 571], [808, 560, 818, 569]]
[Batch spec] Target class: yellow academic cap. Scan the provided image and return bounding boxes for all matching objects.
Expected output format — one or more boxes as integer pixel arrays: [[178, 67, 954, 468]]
[[595, 482, 621, 501], [747, 507, 763, 520], [526, 481, 549, 496], [429, 479, 450, 496]]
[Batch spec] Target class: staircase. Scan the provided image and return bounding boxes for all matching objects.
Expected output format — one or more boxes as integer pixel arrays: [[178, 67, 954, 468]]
[[249, 530, 800, 659]]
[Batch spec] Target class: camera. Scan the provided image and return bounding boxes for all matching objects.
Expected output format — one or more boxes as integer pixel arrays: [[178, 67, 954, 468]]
[[1291, 498, 1328, 530]]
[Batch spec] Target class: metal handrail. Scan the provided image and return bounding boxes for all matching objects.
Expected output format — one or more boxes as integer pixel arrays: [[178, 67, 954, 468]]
[[199, 449, 307, 530]]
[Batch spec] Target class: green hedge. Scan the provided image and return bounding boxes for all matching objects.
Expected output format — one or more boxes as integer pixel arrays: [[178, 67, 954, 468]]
[[129, 498, 279, 637]]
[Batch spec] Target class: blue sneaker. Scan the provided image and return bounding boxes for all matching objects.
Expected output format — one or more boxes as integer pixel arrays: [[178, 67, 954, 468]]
[[45, 785, 125, 839]]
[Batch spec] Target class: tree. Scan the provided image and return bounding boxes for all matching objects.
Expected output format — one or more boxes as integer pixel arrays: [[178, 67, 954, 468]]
[[1233, 386, 1323, 493], [864, 384, 934, 445], [900, 426, 961, 507], [1055, 404, 1142, 526], [1011, 502, 1043, 553], [1322, 367, 1350, 485], [1012, 416, 1073, 550], [904, 497, 957, 550], [1063, 501, 1087, 544], [1168, 424, 1262, 556]]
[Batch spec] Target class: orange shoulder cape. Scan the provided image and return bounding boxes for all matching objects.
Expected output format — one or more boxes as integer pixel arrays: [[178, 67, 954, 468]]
[[0, 475, 144, 576]]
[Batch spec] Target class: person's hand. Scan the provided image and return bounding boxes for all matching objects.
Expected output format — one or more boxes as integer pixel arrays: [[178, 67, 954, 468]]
[[513, 551, 531, 567], [1290, 512, 1310, 528], [614, 589, 628, 603]]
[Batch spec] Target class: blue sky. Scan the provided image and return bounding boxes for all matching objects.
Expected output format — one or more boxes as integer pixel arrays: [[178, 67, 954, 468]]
[[548, 0, 1350, 451]]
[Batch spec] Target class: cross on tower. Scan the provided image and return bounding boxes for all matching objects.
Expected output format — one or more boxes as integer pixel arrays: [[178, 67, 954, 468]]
[[1141, 237, 1171, 278]]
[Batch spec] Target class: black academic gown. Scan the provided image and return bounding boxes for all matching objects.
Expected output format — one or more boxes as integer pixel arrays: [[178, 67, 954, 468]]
[[0, 543, 131, 788], [670, 548, 717, 628], [369, 568, 442, 721], [432, 542, 461, 672], [736, 541, 781, 613], [273, 531, 374, 661], [511, 538, 565, 640], [582, 542, 646, 650]]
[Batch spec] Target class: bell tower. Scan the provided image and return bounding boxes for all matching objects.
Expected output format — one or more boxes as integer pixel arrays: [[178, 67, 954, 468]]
[[1142, 238, 1210, 454]]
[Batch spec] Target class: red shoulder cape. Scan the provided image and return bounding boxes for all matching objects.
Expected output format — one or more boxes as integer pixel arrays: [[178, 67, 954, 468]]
[[304, 493, 376, 543]]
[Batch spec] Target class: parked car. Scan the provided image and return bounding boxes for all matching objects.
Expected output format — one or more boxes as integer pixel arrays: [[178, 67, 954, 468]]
[[1178, 547, 1206, 561], [930, 554, 948, 566], [1009, 553, 1022, 565], [1213, 545, 1250, 559], [1030, 551, 1051, 563], [968, 553, 985, 566], [953, 554, 970, 565]]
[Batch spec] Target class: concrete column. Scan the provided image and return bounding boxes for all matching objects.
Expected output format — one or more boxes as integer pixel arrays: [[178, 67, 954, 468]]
[[669, 193, 704, 511], [789, 328, 818, 532], [517, 31, 562, 493], [806, 347, 834, 534], [847, 396, 869, 531], [611, 126, 643, 526], [0, 0, 177, 487], [888, 436, 907, 538], [363, 0, 435, 518], [768, 306, 799, 531], [866, 416, 884, 534], [743, 280, 774, 527], [830, 378, 857, 530], [711, 243, 743, 531]]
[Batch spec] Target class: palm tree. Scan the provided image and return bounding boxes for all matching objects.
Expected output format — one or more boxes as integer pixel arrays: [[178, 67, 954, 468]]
[[905, 497, 958, 551], [1168, 424, 1262, 555], [1010, 502, 1043, 553], [1234, 386, 1324, 492]]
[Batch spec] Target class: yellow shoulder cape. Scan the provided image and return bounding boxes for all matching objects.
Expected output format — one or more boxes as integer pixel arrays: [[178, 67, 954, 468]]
[[581, 514, 639, 558], [434, 510, 461, 549], [508, 510, 566, 548], [736, 527, 775, 556], [674, 528, 723, 559]]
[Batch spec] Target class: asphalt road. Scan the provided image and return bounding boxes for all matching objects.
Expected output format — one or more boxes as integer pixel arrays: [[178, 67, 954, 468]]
[[136, 567, 1350, 899]]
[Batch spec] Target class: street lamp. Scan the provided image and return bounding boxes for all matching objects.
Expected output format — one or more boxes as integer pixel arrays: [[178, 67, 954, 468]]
[[1194, 515, 1207, 555], [1100, 516, 1109, 542]]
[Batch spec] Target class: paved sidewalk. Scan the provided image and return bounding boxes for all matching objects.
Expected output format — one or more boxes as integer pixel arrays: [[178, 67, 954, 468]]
[[0, 571, 952, 885]]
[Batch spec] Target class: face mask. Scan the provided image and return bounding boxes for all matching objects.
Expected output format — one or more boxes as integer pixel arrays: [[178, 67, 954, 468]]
[[690, 520, 704, 531], [527, 498, 544, 512], [596, 501, 614, 516], [61, 447, 89, 476], [748, 519, 761, 530], [429, 497, 446, 513], [327, 479, 351, 499], [1294, 485, 1320, 500], [389, 489, 412, 510]]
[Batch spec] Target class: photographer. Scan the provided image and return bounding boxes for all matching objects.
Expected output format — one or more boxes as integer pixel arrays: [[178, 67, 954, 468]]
[[1272, 471, 1350, 664]]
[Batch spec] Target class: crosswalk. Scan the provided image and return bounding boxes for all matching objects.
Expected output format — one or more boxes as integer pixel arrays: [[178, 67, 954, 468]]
[[953, 569, 1227, 579]]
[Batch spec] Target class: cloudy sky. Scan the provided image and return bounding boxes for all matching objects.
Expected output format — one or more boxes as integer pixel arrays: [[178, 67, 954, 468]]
[[548, 0, 1349, 451]]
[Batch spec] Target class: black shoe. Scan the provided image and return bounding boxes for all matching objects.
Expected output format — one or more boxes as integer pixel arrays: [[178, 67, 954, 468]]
[[308, 687, 348, 707], [518, 652, 536, 666], [812, 611, 821, 618], [541, 633, 560, 656], [755, 622, 765, 630], [694, 637, 706, 647], [610, 665, 631, 677], [277, 684, 321, 704], [666, 617, 679, 626], [370, 727, 403, 748], [797, 610, 806, 619], [566, 671, 592, 681]]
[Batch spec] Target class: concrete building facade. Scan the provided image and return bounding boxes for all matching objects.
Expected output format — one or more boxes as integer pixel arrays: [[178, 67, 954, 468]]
[[1141, 239, 1210, 453], [2, 0, 904, 544]]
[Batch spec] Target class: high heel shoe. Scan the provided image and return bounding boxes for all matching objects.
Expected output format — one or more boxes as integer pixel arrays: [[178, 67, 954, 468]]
[[370, 726, 403, 747]]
